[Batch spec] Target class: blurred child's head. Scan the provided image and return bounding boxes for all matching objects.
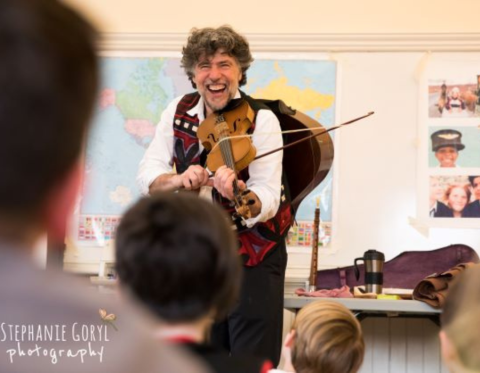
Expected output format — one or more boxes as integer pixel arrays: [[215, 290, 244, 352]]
[[288, 300, 364, 373], [115, 192, 242, 324]]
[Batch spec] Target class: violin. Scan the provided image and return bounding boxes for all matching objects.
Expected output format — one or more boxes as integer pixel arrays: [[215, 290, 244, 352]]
[[196, 96, 371, 221], [197, 99, 257, 219]]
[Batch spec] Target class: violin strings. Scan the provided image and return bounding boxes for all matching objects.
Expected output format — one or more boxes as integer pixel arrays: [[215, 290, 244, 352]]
[[218, 127, 242, 205]]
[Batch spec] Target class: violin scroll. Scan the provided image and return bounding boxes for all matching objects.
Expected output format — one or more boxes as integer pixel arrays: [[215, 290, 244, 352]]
[[232, 189, 258, 220]]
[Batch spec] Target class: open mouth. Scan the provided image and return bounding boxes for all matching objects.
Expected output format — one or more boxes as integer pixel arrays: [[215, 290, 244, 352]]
[[207, 84, 226, 94]]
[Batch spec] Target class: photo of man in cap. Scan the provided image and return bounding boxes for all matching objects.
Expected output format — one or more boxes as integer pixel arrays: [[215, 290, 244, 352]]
[[463, 176, 480, 218], [430, 129, 465, 168]]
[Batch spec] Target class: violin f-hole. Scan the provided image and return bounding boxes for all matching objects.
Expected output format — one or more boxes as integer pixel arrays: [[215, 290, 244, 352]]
[[230, 118, 240, 133], [207, 133, 218, 143]]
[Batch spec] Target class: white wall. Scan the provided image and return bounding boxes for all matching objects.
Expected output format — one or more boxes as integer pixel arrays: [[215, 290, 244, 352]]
[[326, 52, 480, 268], [64, 0, 480, 34]]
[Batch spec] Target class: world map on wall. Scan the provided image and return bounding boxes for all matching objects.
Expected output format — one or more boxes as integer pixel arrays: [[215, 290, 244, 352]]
[[74, 57, 336, 244]]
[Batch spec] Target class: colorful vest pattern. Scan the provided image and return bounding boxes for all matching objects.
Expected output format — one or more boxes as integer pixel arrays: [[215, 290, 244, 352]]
[[173, 92, 293, 266]]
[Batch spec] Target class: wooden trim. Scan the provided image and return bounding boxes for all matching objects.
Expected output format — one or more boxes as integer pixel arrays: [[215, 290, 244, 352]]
[[99, 32, 480, 52]]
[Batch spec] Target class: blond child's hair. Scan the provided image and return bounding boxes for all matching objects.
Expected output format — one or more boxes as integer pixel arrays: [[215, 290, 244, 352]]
[[291, 300, 365, 373]]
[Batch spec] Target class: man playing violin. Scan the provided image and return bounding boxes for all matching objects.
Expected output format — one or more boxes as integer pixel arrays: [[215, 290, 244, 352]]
[[137, 25, 292, 366]]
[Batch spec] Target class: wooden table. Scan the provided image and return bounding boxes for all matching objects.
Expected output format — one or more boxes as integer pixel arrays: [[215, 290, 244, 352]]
[[284, 294, 441, 324]]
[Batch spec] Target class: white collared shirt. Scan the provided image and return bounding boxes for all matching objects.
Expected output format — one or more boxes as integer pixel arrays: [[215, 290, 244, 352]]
[[137, 91, 283, 227]]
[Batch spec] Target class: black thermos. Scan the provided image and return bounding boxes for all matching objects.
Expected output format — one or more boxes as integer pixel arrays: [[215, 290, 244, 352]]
[[354, 250, 385, 294]]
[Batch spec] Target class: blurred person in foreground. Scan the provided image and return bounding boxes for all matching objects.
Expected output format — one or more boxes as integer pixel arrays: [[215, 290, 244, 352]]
[[116, 192, 273, 373], [270, 300, 364, 373], [440, 264, 480, 373], [0, 1, 207, 372]]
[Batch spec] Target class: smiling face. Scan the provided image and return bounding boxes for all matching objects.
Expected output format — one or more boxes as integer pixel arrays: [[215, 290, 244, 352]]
[[435, 146, 458, 168], [447, 186, 468, 214], [192, 49, 242, 117]]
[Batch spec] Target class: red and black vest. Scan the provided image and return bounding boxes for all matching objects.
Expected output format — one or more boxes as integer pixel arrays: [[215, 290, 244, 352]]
[[172, 92, 293, 266]]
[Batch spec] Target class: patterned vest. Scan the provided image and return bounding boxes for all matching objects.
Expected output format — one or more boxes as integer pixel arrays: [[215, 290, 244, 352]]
[[173, 92, 293, 266]]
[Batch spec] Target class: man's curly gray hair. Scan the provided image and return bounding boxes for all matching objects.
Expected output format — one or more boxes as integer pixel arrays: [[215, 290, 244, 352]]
[[181, 25, 253, 89]]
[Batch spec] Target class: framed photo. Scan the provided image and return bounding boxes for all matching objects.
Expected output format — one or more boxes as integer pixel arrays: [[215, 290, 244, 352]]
[[428, 126, 480, 168], [428, 79, 479, 118], [429, 175, 480, 219]]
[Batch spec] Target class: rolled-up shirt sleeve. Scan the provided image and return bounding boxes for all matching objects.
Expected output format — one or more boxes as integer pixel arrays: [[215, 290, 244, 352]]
[[244, 109, 283, 227], [136, 97, 182, 195]]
